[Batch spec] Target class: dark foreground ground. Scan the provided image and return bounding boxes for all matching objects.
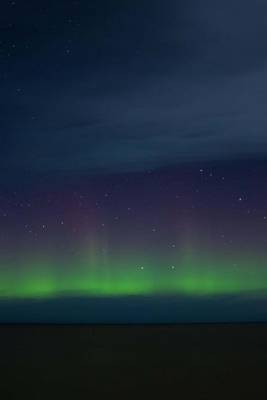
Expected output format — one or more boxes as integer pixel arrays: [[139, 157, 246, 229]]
[[0, 324, 266, 399]]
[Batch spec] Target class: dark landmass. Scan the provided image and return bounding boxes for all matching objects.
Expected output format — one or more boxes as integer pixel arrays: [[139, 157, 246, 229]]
[[0, 323, 266, 399]]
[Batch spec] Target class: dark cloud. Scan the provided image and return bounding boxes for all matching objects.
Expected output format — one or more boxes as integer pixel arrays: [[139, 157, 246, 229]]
[[1, 0, 267, 177]]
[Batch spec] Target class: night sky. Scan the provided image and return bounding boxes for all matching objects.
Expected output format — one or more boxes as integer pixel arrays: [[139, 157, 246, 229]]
[[1, 0, 267, 322]]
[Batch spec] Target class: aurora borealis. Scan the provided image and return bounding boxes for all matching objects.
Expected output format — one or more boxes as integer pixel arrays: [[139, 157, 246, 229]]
[[0, 161, 267, 322], [2, 0, 267, 322], [1, 249, 267, 299]]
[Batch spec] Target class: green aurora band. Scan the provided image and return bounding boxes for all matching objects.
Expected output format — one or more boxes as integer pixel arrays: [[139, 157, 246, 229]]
[[1, 246, 267, 300]]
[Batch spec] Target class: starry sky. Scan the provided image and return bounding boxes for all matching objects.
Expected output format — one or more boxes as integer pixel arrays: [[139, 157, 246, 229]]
[[1, 0, 267, 322]]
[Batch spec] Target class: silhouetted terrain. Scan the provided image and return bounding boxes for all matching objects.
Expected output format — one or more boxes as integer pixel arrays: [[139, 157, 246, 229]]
[[0, 324, 266, 399]]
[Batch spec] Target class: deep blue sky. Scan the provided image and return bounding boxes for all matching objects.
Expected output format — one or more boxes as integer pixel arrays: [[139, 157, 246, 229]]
[[2, 0, 267, 177], [2, 2, 267, 323]]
